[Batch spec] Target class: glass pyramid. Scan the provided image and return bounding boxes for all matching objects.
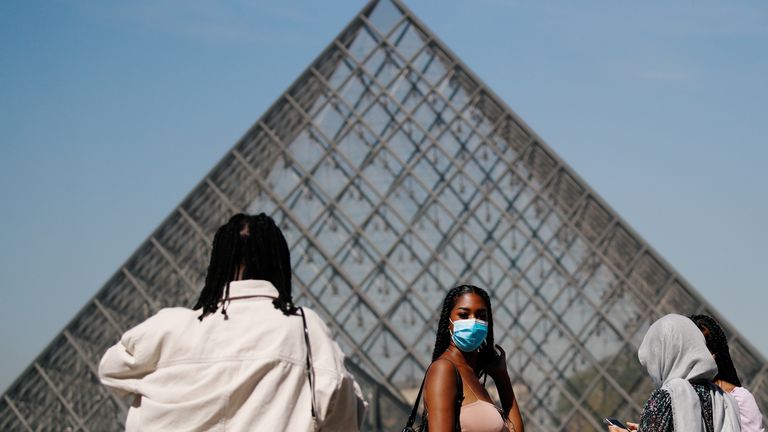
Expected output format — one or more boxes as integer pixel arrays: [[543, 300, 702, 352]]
[[2, 1, 765, 431]]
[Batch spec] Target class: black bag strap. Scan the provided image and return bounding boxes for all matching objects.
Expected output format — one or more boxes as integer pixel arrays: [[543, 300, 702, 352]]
[[299, 307, 317, 422], [402, 360, 464, 432], [404, 372, 428, 429]]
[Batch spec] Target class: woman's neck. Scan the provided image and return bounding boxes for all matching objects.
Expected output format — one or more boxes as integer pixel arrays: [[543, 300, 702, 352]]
[[714, 379, 737, 393], [446, 345, 479, 372]]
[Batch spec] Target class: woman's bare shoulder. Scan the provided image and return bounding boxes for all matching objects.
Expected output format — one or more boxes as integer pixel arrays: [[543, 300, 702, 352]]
[[425, 358, 458, 384]]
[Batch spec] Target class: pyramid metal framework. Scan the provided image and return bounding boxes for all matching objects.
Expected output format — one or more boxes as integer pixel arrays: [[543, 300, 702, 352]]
[[2, 1, 766, 430]]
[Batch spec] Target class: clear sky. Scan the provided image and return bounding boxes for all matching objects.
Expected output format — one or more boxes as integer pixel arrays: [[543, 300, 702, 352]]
[[1, 0, 766, 392]]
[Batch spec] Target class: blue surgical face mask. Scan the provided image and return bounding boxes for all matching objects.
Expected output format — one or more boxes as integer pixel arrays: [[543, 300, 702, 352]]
[[451, 318, 488, 352]]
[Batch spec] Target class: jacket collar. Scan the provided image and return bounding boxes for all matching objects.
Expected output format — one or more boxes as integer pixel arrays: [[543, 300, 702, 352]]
[[225, 280, 279, 299]]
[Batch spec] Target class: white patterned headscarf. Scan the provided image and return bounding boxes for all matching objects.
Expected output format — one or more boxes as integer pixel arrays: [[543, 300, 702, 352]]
[[638, 314, 741, 432]]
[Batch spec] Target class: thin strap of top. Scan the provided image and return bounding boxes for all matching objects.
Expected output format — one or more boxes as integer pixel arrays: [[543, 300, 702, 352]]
[[457, 371, 508, 432], [464, 377, 480, 401]]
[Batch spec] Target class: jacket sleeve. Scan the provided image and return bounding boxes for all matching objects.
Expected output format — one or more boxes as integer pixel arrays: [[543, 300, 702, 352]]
[[97, 312, 165, 398], [321, 368, 368, 431]]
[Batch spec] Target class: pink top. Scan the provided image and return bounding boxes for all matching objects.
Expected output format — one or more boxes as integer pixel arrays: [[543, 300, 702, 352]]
[[458, 380, 508, 432], [459, 399, 508, 432], [730, 387, 765, 432]]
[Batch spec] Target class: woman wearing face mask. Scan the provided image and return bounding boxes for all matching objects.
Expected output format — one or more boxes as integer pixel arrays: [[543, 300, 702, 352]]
[[422, 285, 524, 432]]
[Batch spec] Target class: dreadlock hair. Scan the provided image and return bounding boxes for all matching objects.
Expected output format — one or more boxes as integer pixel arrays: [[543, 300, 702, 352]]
[[689, 314, 742, 387], [193, 213, 296, 320], [432, 285, 496, 377]]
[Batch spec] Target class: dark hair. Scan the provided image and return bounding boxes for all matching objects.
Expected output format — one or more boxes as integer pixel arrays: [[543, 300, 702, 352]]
[[432, 285, 496, 377], [689, 314, 742, 387], [193, 213, 295, 319]]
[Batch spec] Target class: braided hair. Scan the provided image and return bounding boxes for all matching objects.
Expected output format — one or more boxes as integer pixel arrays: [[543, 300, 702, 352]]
[[432, 285, 496, 377], [689, 314, 742, 387], [193, 213, 296, 320]]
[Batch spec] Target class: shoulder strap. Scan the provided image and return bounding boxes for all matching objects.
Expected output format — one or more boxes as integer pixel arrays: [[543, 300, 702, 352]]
[[299, 308, 317, 424], [403, 371, 428, 430], [452, 365, 464, 431]]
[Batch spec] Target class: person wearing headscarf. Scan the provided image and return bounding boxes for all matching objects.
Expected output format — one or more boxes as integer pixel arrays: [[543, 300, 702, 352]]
[[690, 315, 765, 432], [607, 314, 741, 432]]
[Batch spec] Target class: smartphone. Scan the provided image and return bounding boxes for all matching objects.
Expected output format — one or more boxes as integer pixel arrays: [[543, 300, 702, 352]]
[[603, 418, 629, 429]]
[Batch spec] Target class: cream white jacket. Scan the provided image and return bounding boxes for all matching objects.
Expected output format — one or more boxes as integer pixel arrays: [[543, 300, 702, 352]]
[[98, 280, 367, 431]]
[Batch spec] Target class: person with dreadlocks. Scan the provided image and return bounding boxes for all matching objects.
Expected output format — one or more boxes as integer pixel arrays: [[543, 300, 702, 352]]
[[690, 315, 765, 432], [98, 213, 367, 431], [421, 285, 524, 432]]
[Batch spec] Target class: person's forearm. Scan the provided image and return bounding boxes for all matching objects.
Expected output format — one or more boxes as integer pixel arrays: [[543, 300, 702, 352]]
[[494, 372, 524, 432]]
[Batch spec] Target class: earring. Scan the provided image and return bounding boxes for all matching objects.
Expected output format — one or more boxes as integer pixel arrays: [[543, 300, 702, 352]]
[[478, 339, 487, 351]]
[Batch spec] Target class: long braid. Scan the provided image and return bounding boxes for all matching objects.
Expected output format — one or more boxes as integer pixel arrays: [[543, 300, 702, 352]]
[[473, 287, 496, 373], [690, 314, 742, 386], [432, 288, 462, 361], [194, 214, 245, 319], [244, 214, 296, 315], [221, 217, 245, 319], [432, 285, 496, 378]]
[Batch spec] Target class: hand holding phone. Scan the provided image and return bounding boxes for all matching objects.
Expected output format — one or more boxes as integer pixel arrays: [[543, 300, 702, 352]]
[[603, 417, 630, 430]]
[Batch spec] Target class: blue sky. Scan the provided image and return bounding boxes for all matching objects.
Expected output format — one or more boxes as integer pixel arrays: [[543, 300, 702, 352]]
[[1, 0, 766, 392]]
